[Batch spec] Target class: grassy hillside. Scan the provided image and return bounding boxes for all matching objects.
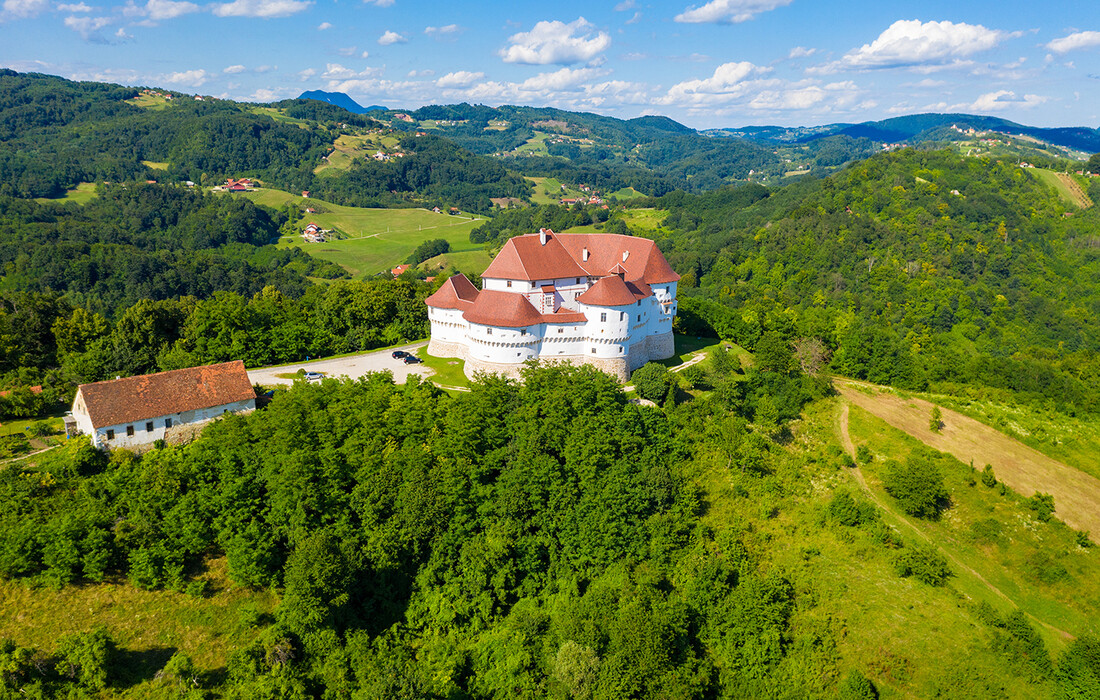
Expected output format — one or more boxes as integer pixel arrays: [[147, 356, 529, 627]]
[[238, 188, 490, 276]]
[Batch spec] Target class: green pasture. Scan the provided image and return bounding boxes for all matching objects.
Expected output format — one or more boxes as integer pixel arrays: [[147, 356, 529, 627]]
[[34, 182, 98, 205], [142, 160, 169, 171], [1029, 168, 1092, 208], [240, 188, 489, 276], [620, 207, 669, 232], [127, 93, 171, 110]]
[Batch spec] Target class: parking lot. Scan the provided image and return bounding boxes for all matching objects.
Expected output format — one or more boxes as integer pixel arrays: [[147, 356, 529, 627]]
[[247, 342, 432, 387]]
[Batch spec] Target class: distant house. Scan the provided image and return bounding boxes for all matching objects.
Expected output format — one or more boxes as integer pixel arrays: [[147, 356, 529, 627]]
[[391, 264, 411, 277], [448, 207, 459, 215], [68, 361, 256, 449], [432, 206, 442, 214]]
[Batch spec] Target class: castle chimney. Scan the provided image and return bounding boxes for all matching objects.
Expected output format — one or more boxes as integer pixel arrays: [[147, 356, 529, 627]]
[[622, 250, 629, 262], [539, 228, 548, 245], [582, 247, 589, 261]]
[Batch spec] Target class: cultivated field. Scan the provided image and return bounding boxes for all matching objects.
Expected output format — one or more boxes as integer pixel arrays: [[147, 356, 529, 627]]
[[1030, 168, 1093, 208]]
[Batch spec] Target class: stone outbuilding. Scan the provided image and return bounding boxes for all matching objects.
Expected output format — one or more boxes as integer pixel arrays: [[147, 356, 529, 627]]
[[68, 361, 256, 449]]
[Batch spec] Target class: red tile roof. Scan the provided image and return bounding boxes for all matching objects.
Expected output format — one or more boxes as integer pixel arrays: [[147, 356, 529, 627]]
[[577, 275, 650, 307], [481, 231, 679, 286], [77, 361, 255, 429], [391, 264, 411, 277], [481, 231, 588, 281], [425, 274, 479, 310], [463, 290, 545, 328]]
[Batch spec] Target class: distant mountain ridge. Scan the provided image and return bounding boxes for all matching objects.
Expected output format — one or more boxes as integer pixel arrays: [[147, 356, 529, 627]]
[[707, 113, 1100, 153], [297, 90, 385, 114]]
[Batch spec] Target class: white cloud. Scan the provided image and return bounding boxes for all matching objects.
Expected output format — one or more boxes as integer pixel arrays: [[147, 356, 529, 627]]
[[625, 12, 641, 25], [362, 0, 392, 5], [338, 46, 357, 56], [378, 29, 406, 45], [248, 87, 290, 102], [829, 19, 1009, 71], [255, 64, 275, 72], [661, 61, 769, 103], [212, 0, 310, 18], [115, 26, 130, 38], [788, 46, 816, 59], [675, 0, 792, 24], [317, 21, 330, 29], [57, 2, 91, 10], [749, 81, 860, 110], [518, 66, 605, 92], [298, 67, 316, 81], [3, 0, 48, 17], [164, 68, 208, 87], [499, 17, 611, 65], [64, 14, 113, 38], [407, 69, 434, 77], [436, 70, 484, 88], [360, 51, 369, 58], [966, 90, 1047, 111], [322, 63, 381, 80], [223, 64, 246, 73], [424, 23, 459, 35], [1046, 31, 1100, 54], [614, 0, 634, 9]]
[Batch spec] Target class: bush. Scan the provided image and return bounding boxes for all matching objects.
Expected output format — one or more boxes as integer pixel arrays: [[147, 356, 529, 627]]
[[838, 669, 878, 699], [828, 491, 878, 527], [856, 444, 873, 464], [894, 542, 951, 586], [981, 464, 996, 487], [1028, 492, 1056, 522], [55, 627, 115, 690], [882, 452, 948, 519], [631, 362, 672, 403]]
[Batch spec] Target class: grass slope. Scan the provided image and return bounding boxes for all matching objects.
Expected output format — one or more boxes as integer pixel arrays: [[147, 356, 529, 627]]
[[238, 188, 491, 276], [1030, 168, 1092, 208], [33, 182, 98, 205]]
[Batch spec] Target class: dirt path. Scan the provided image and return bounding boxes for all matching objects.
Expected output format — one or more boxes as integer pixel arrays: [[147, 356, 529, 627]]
[[835, 401, 1074, 640], [836, 379, 1100, 538]]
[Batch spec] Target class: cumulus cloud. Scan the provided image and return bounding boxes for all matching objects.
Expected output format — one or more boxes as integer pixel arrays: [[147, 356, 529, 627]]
[[826, 19, 1009, 71], [788, 46, 816, 59], [378, 29, 406, 45], [518, 66, 605, 92], [223, 64, 246, 73], [338, 46, 357, 56], [614, 0, 634, 9], [362, 0, 392, 5], [57, 2, 91, 10], [966, 89, 1047, 111], [164, 68, 208, 87], [3, 0, 48, 17], [435, 70, 484, 88], [322, 63, 381, 80], [317, 20, 330, 29], [661, 61, 769, 103], [298, 67, 316, 81], [499, 17, 610, 65], [141, 0, 198, 20], [749, 81, 860, 110], [424, 23, 459, 35], [212, 0, 310, 18], [407, 69, 434, 77], [64, 14, 114, 38], [675, 0, 792, 24], [1047, 31, 1100, 54]]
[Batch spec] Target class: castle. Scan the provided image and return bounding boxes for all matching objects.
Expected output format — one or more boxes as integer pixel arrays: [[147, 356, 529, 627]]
[[426, 229, 679, 381]]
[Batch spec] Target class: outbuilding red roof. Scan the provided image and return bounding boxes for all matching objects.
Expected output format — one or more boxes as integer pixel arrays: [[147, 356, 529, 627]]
[[463, 290, 545, 328], [76, 361, 255, 429], [425, 274, 479, 310]]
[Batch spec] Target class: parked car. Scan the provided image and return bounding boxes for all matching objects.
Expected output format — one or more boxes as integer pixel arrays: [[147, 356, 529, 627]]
[[402, 355, 422, 364], [304, 371, 324, 382], [392, 350, 409, 359]]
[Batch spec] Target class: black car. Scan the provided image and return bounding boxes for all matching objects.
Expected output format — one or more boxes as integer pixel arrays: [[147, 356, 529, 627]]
[[403, 355, 422, 364], [392, 350, 408, 359]]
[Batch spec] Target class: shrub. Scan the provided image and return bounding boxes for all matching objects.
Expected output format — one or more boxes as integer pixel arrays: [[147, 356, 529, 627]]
[[929, 406, 942, 432], [1028, 492, 1056, 522], [856, 444, 873, 464], [894, 542, 951, 586], [55, 627, 115, 690], [631, 362, 672, 403], [838, 669, 878, 699], [882, 452, 948, 519], [828, 491, 878, 527], [981, 464, 997, 487]]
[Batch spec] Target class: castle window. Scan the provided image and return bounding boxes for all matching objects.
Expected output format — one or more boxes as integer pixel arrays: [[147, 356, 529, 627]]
[[590, 348, 596, 354], [146, 422, 154, 432], [165, 418, 172, 428], [600, 312, 607, 322], [557, 327, 563, 334], [487, 328, 493, 335], [507, 280, 512, 288], [106, 429, 114, 440], [126, 425, 134, 437], [576, 278, 581, 284]]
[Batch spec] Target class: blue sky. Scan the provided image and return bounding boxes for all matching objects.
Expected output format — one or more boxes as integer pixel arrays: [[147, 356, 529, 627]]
[[3, 0, 1100, 129]]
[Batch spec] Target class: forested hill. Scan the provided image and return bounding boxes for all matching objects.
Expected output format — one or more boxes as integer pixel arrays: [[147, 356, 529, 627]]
[[646, 148, 1100, 412]]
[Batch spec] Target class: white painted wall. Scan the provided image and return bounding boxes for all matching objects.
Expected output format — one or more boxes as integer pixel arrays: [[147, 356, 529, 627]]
[[74, 395, 255, 449]]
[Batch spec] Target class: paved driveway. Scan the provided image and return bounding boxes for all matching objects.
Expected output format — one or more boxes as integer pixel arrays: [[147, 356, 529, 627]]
[[247, 342, 431, 387]]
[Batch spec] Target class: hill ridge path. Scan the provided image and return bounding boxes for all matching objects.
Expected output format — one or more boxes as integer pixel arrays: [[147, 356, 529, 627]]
[[835, 401, 1075, 641], [835, 378, 1100, 539]]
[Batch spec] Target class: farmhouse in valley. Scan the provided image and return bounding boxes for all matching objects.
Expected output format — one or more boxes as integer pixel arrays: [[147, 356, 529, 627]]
[[426, 229, 679, 381], [67, 361, 256, 449]]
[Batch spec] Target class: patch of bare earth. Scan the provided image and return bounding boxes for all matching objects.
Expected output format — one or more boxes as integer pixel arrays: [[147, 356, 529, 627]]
[[836, 379, 1100, 538]]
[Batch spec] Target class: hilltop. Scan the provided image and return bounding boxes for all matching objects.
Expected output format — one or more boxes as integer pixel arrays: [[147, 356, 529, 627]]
[[297, 90, 386, 114]]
